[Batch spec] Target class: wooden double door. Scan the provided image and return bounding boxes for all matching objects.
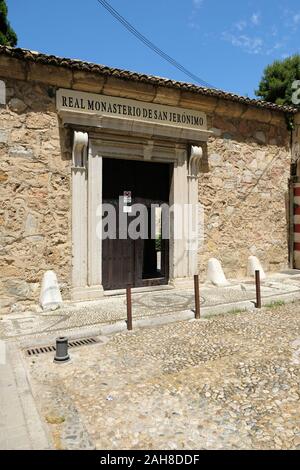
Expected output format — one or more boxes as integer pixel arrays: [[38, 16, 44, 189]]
[[102, 158, 172, 290]]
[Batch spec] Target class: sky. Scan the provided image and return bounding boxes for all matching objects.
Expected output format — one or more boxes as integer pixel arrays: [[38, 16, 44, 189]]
[[6, 0, 300, 98]]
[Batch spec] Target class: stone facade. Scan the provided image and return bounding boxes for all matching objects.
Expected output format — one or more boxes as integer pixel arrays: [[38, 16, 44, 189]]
[[0, 79, 71, 312], [0, 50, 298, 312], [200, 115, 291, 279]]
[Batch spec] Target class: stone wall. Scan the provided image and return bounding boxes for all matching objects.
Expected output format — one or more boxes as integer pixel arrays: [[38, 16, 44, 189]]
[[0, 79, 71, 313], [199, 114, 291, 279], [0, 55, 296, 312]]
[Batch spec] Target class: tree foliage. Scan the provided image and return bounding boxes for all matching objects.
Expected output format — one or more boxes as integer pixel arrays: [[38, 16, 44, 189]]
[[0, 0, 17, 47], [256, 55, 300, 106]]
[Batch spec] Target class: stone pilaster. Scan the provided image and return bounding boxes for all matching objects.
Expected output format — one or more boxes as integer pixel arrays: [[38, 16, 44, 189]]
[[87, 144, 103, 291], [71, 132, 88, 295], [171, 146, 189, 281], [188, 146, 204, 277]]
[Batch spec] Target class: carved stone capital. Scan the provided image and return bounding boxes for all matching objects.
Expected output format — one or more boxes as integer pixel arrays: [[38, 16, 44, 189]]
[[189, 145, 203, 177], [72, 131, 88, 167]]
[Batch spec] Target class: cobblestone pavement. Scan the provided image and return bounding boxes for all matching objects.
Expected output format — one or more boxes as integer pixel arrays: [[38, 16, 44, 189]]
[[24, 304, 300, 450], [1, 275, 300, 340]]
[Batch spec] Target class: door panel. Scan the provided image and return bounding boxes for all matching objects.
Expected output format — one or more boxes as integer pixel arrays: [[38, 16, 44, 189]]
[[102, 198, 135, 290], [102, 158, 171, 290]]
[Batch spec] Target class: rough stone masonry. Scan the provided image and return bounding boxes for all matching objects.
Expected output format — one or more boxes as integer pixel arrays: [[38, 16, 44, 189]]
[[0, 45, 300, 313]]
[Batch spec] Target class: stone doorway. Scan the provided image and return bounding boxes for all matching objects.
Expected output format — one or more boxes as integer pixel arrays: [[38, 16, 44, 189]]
[[69, 128, 209, 302], [102, 158, 172, 290]]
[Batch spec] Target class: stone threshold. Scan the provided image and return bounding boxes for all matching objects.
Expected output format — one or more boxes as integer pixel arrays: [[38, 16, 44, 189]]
[[103, 284, 174, 296]]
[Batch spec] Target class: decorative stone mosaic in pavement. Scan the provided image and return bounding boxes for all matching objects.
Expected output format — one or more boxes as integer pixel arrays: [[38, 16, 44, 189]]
[[0, 276, 300, 340], [24, 305, 300, 450]]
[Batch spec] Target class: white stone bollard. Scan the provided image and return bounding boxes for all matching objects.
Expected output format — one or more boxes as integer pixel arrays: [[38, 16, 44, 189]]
[[247, 256, 266, 280], [207, 258, 230, 286], [39, 270, 63, 311]]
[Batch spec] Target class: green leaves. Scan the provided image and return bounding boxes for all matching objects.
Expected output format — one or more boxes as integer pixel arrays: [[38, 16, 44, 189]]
[[0, 0, 17, 47], [255, 55, 300, 106]]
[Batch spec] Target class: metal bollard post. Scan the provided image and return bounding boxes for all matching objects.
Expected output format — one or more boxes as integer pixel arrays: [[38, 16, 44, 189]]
[[255, 270, 262, 309], [126, 285, 133, 331], [194, 275, 201, 319], [54, 337, 70, 363]]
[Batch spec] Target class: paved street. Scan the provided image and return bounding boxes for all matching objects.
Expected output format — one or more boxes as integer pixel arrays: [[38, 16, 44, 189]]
[[1, 272, 300, 344], [23, 303, 300, 450]]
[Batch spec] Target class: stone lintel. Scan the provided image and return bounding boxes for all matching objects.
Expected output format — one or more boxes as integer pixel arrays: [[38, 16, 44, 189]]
[[179, 91, 218, 113], [72, 70, 106, 93], [153, 86, 181, 106], [103, 76, 156, 102], [59, 111, 213, 143], [28, 63, 73, 88], [0, 55, 27, 80]]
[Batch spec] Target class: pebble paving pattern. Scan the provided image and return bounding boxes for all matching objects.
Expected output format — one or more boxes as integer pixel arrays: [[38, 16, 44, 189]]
[[0, 281, 297, 339], [25, 304, 300, 450]]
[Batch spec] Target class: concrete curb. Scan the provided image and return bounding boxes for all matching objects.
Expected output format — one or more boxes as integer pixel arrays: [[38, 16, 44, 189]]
[[0, 343, 51, 449]]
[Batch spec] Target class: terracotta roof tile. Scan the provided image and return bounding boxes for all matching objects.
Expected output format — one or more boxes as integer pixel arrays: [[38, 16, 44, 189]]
[[0, 45, 298, 114]]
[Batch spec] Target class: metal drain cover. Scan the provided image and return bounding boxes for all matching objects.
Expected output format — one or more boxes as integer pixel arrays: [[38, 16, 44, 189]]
[[25, 337, 97, 357]]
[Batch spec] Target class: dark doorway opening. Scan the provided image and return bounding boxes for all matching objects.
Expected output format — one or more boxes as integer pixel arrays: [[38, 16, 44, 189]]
[[102, 158, 172, 290]]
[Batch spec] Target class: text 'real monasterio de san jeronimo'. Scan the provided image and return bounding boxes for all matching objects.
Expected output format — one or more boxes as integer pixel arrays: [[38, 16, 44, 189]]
[[1, 45, 300, 313]]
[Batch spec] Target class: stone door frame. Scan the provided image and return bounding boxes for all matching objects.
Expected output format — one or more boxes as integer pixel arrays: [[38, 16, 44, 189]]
[[59, 110, 212, 301]]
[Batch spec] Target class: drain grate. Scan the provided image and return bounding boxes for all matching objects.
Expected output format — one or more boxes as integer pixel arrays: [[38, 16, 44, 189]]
[[25, 337, 97, 357]]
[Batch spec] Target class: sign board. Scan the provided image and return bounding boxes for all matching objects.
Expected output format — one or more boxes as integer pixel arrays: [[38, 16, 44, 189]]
[[123, 191, 132, 204], [56, 88, 207, 130], [122, 191, 132, 213]]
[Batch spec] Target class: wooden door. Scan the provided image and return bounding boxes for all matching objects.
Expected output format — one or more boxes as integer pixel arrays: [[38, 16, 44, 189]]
[[102, 158, 171, 290]]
